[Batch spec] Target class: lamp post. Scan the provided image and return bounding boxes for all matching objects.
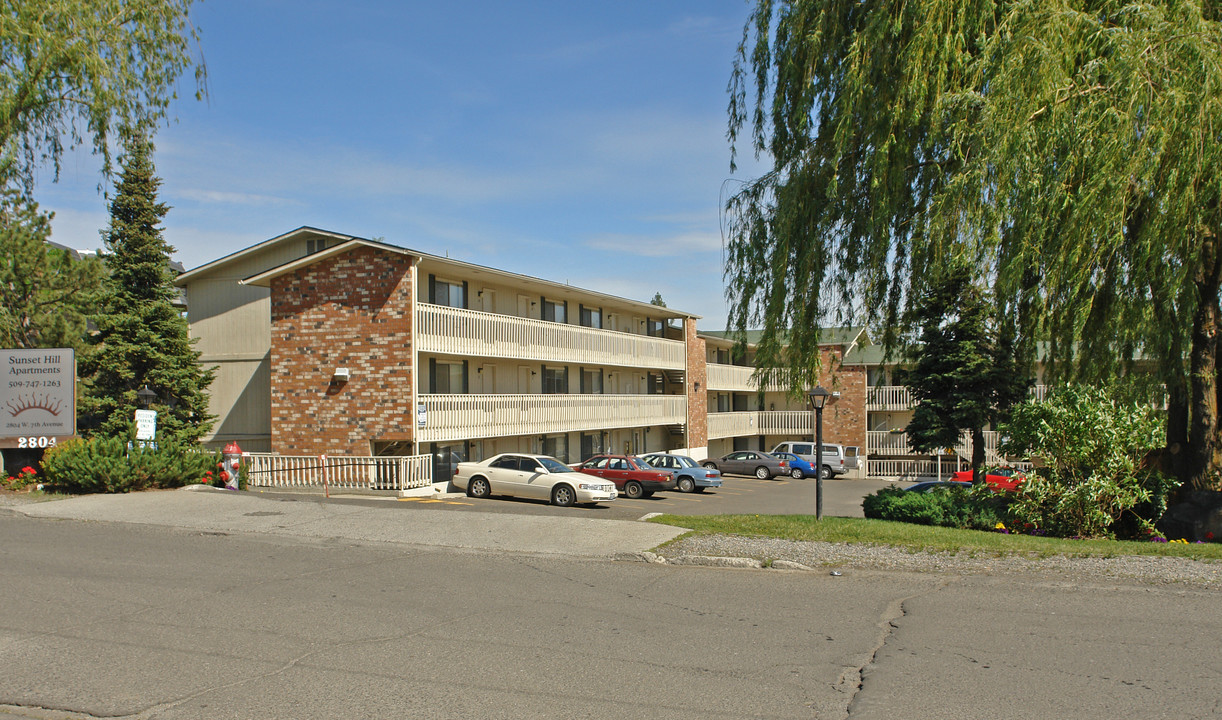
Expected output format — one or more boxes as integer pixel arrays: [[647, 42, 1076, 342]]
[[136, 385, 157, 408], [808, 386, 831, 519]]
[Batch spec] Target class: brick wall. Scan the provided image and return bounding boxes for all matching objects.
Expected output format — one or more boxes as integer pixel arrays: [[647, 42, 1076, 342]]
[[808, 347, 867, 451], [269, 246, 414, 455], [684, 318, 708, 451]]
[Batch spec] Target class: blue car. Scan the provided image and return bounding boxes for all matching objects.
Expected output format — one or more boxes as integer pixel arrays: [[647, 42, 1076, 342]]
[[772, 452, 816, 479], [638, 453, 723, 493]]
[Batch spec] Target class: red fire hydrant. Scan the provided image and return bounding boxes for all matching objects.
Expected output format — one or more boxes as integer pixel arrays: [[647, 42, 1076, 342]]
[[221, 442, 242, 490]]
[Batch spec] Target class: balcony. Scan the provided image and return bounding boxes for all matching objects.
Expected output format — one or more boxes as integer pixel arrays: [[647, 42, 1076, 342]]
[[417, 303, 686, 370], [866, 385, 913, 411], [706, 363, 756, 391], [707, 411, 814, 440], [418, 393, 687, 444], [867, 430, 1002, 461], [868, 384, 1054, 411]]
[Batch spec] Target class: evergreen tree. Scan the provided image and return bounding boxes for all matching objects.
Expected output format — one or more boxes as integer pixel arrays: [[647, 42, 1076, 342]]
[[904, 262, 1029, 478], [78, 130, 213, 443], [0, 160, 103, 350]]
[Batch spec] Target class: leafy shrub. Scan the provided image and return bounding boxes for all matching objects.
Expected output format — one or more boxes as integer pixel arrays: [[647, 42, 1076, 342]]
[[42, 437, 219, 494], [1000, 385, 1172, 539]]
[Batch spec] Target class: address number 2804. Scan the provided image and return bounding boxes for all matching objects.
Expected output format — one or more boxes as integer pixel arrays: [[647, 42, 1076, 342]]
[[17, 436, 58, 449]]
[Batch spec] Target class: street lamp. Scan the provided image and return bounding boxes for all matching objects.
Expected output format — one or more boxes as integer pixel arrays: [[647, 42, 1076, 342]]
[[136, 385, 157, 408], [808, 386, 832, 519]]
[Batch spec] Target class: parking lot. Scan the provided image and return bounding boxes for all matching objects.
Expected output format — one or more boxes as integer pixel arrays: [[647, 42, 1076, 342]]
[[384, 473, 899, 520]]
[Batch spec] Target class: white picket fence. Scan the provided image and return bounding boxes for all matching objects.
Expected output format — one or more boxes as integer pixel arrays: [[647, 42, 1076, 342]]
[[243, 453, 433, 493]]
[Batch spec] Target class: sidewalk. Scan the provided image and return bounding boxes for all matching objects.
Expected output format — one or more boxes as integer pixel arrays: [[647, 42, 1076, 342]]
[[7, 486, 687, 557]]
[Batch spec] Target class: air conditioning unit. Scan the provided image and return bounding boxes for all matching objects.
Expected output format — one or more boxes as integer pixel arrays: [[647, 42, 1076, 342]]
[[333, 367, 350, 381]]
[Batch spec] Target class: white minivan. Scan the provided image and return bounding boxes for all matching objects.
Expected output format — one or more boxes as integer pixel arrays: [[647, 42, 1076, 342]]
[[770, 441, 850, 479]]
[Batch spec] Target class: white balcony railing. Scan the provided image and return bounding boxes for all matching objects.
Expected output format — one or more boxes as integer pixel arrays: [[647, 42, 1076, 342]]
[[705, 363, 797, 392], [417, 303, 686, 370], [706, 363, 756, 391], [707, 411, 814, 439], [418, 393, 687, 444], [868, 384, 1055, 411], [867, 430, 1002, 461], [866, 385, 914, 411]]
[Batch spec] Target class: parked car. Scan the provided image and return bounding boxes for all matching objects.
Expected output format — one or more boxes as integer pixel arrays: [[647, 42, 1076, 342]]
[[453, 453, 616, 507], [951, 466, 1025, 491], [702, 451, 789, 479], [638, 453, 723, 492], [572, 454, 677, 499], [770, 441, 847, 479], [771, 451, 816, 479], [904, 480, 973, 493]]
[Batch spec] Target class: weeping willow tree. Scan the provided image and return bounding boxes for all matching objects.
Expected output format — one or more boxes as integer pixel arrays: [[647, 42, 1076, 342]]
[[725, 0, 1222, 491]]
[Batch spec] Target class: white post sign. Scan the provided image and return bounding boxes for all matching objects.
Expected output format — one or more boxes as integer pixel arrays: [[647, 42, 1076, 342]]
[[1, 348, 76, 449], [134, 409, 158, 441]]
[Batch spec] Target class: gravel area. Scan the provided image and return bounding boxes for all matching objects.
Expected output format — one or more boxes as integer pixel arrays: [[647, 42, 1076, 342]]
[[661, 534, 1222, 589]]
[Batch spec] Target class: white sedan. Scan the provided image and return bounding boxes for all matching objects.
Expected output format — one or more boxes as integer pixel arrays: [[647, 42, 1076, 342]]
[[452, 453, 617, 507]]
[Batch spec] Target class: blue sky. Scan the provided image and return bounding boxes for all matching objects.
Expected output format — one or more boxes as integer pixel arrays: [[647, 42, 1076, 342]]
[[33, 1, 763, 330]]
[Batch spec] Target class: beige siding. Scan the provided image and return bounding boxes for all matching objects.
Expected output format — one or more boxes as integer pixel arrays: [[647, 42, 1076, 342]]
[[185, 240, 315, 447]]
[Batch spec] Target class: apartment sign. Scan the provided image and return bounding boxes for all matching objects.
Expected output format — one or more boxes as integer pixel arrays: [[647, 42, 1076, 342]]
[[1, 348, 76, 449]]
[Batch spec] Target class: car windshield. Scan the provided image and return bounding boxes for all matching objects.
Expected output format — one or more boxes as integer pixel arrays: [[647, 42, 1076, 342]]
[[537, 457, 574, 473], [627, 458, 652, 470]]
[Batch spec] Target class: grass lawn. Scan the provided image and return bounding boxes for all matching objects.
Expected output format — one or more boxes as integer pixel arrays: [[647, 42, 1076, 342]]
[[647, 514, 1222, 561]]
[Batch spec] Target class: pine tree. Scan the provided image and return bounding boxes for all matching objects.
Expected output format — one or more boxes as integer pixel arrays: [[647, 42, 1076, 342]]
[[78, 130, 213, 443], [903, 261, 1030, 477], [0, 160, 102, 350]]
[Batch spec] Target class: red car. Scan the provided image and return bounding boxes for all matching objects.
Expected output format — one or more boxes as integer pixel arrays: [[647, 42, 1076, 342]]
[[572, 454, 677, 499], [951, 467, 1025, 491]]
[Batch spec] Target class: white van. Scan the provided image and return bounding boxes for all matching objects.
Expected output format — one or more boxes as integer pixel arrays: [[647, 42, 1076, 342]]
[[770, 441, 848, 478]]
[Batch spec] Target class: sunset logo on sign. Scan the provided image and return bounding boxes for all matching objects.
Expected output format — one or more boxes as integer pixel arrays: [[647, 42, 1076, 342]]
[[5, 394, 64, 418]]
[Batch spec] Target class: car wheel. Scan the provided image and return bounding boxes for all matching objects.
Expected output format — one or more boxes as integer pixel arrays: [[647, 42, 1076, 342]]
[[820, 465, 832, 480], [790, 468, 804, 479], [624, 480, 645, 499], [755, 466, 770, 480], [702, 462, 717, 470], [551, 484, 576, 507], [468, 477, 491, 499], [677, 476, 695, 493]]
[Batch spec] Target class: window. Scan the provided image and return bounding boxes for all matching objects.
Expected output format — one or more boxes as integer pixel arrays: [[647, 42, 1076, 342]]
[[542, 434, 569, 462], [716, 393, 730, 413], [542, 366, 568, 394], [430, 359, 467, 393], [580, 432, 606, 460], [306, 238, 334, 255], [579, 305, 602, 329], [580, 368, 603, 394], [646, 318, 665, 337], [429, 275, 466, 309], [541, 298, 566, 323], [647, 373, 663, 395]]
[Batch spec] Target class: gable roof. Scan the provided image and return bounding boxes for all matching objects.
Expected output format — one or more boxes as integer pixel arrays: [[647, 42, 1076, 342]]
[[242, 238, 417, 287], [699, 326, 869, 348]]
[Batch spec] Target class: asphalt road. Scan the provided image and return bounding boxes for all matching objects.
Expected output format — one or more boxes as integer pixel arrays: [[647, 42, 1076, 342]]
[[3, 503, 1220, 720]]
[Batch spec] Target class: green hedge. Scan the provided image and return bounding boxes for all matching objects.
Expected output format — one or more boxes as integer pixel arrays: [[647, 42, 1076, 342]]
[[41, 436, 219, 494], [862, 485, 1005, 532]]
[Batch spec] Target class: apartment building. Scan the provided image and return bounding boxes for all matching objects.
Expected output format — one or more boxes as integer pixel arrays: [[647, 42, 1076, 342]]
[[178, 225, 1016, 481], [175, 227, 709, 479]]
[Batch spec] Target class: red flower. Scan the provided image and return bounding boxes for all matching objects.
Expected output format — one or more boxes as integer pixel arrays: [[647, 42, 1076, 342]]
[[1208, 532, 1215, 541], [20, 466, 36, 476]]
